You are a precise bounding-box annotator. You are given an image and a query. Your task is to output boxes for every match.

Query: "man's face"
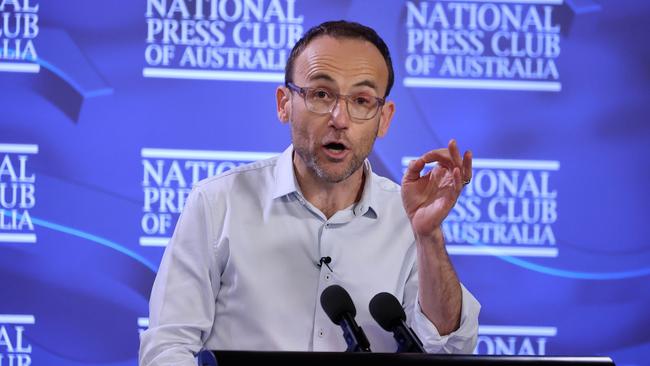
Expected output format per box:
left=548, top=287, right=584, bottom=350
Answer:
left=277, top=36, right=395, bottom=184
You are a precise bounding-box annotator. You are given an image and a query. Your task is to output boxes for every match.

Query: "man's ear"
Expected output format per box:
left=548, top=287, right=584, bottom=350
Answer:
left=276, top=86, right=292, bottom=123
left=377, top=100, right=395, bottom=138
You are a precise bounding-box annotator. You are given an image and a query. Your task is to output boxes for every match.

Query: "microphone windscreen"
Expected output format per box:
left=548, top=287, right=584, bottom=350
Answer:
left=320, top=284, right=357, bottom=325
left=369, top=292, right=406, bottom=331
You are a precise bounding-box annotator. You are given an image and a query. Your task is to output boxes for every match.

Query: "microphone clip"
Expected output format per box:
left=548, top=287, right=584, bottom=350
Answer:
left=318, top=256, right=333, bottom=272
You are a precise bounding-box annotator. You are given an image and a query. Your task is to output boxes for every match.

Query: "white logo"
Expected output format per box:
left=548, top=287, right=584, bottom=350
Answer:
left=139, top=148, right=277, bottom=247
left=403, top=0, right=562, bottom=92
left=476, top=325, right=556, bottom=355
left=0, top=0, right=39, bottom=73
left=142, top=0, right=304, bottom=82
left=0, top=314, right=34, bottom=366
left=0, top=144, right=38, bottom=244
left=402, top=157, right=559, bottom=257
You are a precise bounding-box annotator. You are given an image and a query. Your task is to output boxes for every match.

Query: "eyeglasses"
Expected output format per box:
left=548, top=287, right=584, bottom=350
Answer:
left=286, top=82, right=385, bottom=121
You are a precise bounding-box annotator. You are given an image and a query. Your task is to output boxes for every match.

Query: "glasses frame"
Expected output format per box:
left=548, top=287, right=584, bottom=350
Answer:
left=286, top=82, right=386, bottom=121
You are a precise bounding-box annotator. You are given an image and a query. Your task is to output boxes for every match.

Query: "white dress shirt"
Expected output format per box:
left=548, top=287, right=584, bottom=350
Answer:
left=139, top=146, right=480, bottom=366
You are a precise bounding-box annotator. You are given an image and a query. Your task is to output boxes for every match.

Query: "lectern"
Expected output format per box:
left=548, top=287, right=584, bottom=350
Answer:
left=197, top=350, right=615, bottom=366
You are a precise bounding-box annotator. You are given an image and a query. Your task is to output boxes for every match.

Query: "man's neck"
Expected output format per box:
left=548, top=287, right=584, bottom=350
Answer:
left=293, top=157, right=365, bottom=219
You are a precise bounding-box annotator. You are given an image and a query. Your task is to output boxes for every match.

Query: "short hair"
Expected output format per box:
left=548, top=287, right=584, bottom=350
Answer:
left=284, top=20, right=395, bottom=97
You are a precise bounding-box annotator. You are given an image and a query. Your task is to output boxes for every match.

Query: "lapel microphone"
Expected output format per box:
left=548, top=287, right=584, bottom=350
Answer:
left=318, top=256, right=333, bottom=272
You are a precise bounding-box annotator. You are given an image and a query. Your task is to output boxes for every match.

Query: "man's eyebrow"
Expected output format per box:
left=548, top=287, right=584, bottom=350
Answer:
left=352, top=80, right=378, bottom=92
left=308, top=73, right=335, bottom=83
left=307, top=74, right=379, bottom=92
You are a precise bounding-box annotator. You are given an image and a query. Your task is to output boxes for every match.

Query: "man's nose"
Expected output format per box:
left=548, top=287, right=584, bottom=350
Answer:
left=329, top=98, right=351, bottom=129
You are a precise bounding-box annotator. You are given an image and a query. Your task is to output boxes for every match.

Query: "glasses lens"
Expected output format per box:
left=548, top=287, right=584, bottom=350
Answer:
left=305, top=88, right=336, bottom=114
left=348, top=95, right=380, bottom=120
left=302, top=87, right=382, bottom=121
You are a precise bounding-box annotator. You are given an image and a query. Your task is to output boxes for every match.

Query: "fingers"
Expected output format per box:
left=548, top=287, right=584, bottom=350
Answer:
left=406, top=140, right=473, bottom=185
left=463, top=150, right=473, bottom=184
left=429, top=164, right=447, bottom=184
left=421, top=140, right=471, bottom=169
left=420, top=149, right=455, bottom=169
left=433, top=165, right=462, bottom=191
left=453, top=167, right=462, bottom=192
left=450, top=139, right=473, bottom=185
left=429, top=166, right=463, bottom=196
left=403, top=158, right=426, bottom=182
left=448, top=139, right=463, bottom=170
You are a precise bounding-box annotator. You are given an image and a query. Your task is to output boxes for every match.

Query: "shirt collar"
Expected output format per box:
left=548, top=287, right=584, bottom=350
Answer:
left=272, top=145, right=379, bottom=219
left=271, top=145, right=299, bottom=199
left=354, top=160, right=378, bottom=219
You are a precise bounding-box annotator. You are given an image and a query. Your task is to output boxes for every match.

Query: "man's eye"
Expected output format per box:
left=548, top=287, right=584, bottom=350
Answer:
left=312, top=89, right=332, bottom=99
left=354, top=96, right=372, bottom=105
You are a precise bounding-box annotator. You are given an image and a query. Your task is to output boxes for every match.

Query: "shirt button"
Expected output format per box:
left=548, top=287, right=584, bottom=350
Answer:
left=324, top=274, right=331, bottom=281
left=318, top=329, right=325, bottom=337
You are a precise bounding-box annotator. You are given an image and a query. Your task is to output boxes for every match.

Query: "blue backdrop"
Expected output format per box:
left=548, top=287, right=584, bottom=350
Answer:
left=1, top=1, right=649, bottom=365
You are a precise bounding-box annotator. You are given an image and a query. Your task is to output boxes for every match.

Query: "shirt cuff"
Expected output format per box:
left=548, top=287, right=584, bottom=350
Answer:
left=410, top=284, right=481, bottom=354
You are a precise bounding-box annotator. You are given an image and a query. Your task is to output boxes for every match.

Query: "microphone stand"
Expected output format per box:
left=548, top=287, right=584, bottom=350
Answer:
left=340, top=313, right=371, bottom=352
left=392, top=319, right=425, bottom=353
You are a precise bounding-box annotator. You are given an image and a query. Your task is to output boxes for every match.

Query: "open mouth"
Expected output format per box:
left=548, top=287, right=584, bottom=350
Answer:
left=324, top=142, right=347, bottom=151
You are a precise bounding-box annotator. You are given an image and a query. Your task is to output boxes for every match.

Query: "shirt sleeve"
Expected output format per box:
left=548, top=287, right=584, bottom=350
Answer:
left=402, top=258, right=481, bottom=354
left=139, top=186, right=222, bottom=366
left=410, top=284, right=481, bottom=354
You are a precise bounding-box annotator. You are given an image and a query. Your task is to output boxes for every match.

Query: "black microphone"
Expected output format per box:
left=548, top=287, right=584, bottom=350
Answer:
left=317, top=256, right=333, bottom=271
left=369, top=292, right=425, bottom=353
left=320, top=284, right=371, bottom=352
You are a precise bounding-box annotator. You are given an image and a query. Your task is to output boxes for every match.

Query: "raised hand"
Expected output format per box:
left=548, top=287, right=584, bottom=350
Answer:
left=401, top=139, right=472, bottom=237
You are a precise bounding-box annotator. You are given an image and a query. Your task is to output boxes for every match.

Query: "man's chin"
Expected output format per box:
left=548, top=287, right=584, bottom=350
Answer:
left=320, top=173, right=350, bottom=184
left=314, top=162, right=360, bottom=184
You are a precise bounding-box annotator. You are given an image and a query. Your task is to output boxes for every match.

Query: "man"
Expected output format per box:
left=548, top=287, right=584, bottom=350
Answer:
left=139, top=20, right=480, bottom=366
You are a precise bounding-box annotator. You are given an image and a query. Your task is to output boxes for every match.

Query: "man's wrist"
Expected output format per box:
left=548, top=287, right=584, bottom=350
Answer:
left=414, top=226, right=446, bottom=250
